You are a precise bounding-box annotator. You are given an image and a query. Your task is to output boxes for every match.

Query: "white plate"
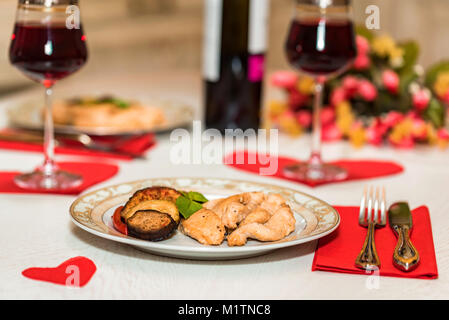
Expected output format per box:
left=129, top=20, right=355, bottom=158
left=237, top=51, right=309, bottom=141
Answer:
left=8, top=99, right=194, bottom=136
left=70, top=177, right=340, bottom=260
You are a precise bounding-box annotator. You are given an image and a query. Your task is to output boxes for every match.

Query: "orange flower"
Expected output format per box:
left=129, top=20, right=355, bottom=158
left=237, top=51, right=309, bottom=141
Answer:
left=297, top=76, right=315, bottom=95
left=268, top=100, right=288, bottom=117
left=426, top=123, right=438, bottom=145
left=389, top=119, right=414, bottom=148
left=433, top=71, right=449, bottom=98
left=336, top=101, right=354, bottom=136
left=278, top=111, right=303, bottom=136
left=437, top=128, right=449, bottom=149
left=348, top=122, right=366, bottom=148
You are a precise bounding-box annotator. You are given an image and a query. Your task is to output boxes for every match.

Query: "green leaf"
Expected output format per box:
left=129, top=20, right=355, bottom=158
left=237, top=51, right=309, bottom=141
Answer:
left=355, top=25, right=374, bottom=42
left=187, top=191, right=208, bottom=203
left=176, top=195, right=190, bottom=213
left=398, top=66, right=418, bottom=96
left=94, top=96, right=130, bottom=109
left=398, top=41, right=419, bottom=72
left=186, top=201, right=203, bottom=216
left=425, top=60, right=449, bottom=88
left=425, top=98, right=445, bottom=128
left=180, top=191, right=189, bottom=197
left=175, top=195, right=204, bottom=219
left=112, top=99, right=130, bottom=109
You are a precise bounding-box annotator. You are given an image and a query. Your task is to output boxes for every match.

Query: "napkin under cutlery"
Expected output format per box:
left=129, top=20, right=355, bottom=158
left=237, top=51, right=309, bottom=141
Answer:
left=312, top=206, right=438, bottom=279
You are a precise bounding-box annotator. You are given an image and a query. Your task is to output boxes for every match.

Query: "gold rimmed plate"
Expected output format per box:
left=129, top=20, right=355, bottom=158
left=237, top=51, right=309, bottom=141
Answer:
left=69, top=177, right=340, bottom=260
left=8, top=99, right=194, bottom=136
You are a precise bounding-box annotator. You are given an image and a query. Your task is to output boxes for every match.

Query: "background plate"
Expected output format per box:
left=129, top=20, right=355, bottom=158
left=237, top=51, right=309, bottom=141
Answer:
left=8, top=99, right=194, bottom=136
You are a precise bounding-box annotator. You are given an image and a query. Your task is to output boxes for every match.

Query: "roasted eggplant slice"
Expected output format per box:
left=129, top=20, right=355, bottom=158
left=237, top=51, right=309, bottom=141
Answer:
left=126, top=210, right=177, bottom=241
left=121, top=199, right=180, bottom=223
left=121, top=186, right=182, bottom=222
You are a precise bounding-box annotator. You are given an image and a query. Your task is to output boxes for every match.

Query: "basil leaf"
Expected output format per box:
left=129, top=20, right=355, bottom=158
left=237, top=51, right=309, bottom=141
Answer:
left=185, top=201, right=203, bottom=218
left=176, top=196, right=191, bottom=216
left=112, top=99, right=130, bottom=109
left=175, top=196, right=203, bottom=219
left=187, top=191, right=208, bottom=203
left=180, top=191, right=189, bottom=198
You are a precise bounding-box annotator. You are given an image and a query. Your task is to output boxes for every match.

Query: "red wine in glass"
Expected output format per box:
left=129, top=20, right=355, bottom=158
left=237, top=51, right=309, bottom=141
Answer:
left=9, top=0, right=88, bottom=190
left=10, top=24, right=88, bottom=86
left=282, top=0, right=356, bottom=183
left=285, top=19, right=356, bottom=76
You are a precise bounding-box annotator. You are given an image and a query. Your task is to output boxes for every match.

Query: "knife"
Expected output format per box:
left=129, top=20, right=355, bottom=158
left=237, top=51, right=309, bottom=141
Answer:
left=388, top=202, right=420, bottom=272
left=0, top=131, right=146, bottom=159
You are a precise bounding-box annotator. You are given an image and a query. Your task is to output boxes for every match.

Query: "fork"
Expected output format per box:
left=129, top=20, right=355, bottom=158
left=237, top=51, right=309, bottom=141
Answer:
left=355, top=186, right=387, bottom=270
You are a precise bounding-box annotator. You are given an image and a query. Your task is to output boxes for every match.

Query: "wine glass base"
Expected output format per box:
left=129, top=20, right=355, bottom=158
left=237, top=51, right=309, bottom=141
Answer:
left=283, top=162, right=348, bottom=182
left=14, top=169, right=83, bottom=190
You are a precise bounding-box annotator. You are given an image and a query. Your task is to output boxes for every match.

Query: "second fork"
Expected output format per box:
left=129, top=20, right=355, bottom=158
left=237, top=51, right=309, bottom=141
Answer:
left=355, top=186, right=387, bottom=270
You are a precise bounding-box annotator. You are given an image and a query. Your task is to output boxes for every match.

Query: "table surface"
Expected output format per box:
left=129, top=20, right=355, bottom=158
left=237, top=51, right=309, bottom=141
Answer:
left=0, top=71, right=448, bottom=300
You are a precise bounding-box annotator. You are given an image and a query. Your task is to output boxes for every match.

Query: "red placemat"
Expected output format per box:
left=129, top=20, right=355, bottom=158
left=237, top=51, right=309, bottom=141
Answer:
left=0, top=131, right=156, bottom=161
left=312, top=206, right=438, bottom=279
left=0, top=162, right=118, bottom=195
left=224, top=151, right=404, bottom=187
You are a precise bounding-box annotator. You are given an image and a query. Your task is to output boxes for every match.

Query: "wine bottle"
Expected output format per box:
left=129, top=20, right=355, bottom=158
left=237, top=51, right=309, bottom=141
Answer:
left=203, top=0, right=269, bottom=132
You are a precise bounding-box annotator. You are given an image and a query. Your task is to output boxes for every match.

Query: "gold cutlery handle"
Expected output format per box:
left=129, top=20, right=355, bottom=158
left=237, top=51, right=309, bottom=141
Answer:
left=392, top=225, right=420, bottom=272
left=0, top=133, right=43, bottom=144
left=355, top=221, right=380, bottom=270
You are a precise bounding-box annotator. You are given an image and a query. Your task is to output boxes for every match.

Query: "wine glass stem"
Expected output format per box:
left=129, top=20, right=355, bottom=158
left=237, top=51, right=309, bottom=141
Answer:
left=42, top=85, right=56, bottom=176
left=309, top=79, right=324, bottom=166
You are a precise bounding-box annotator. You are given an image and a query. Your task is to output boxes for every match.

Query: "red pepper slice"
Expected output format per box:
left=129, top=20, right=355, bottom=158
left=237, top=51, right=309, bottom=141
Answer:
left=112, top=206, right=127, bottom=235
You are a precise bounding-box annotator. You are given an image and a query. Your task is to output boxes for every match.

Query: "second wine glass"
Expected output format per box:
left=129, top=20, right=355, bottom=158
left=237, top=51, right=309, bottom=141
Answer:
left=9, top=0, right=88, bottom=190
left=283, top=0, right=356, bottom=182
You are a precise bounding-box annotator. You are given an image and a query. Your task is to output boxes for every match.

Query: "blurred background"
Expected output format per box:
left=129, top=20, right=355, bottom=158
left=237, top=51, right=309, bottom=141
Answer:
left=0, top=0, right=448, bottom=97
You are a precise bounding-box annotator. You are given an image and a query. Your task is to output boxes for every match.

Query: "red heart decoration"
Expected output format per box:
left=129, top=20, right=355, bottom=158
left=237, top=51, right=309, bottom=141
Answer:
left=22, top=256, right=96, bottom=287
left=224, top=151, right=404, bottom=187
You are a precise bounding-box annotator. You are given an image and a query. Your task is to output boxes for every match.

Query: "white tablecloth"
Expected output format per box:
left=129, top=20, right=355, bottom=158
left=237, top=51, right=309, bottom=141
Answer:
left=0, top=71, right=448, bottom=299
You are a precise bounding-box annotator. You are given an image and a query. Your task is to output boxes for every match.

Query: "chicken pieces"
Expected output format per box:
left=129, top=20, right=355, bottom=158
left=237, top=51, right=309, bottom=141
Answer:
left=227, top=205, right=296, bottom=246
left=181, top=192, right=296, bottom=246
left=204, top=192, right=265, bottom=229
left=239, top=208, right=271, bottom=227
left=179, top=208, right=225, bottom=245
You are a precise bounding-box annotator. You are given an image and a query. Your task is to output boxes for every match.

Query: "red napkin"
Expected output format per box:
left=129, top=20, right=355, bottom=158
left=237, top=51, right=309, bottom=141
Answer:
left=312, top=206, right=438, bottom=279
left=224, top=151, right=404, bottom=187
left=0, top=162, right=118, bottom=195
left=22, top=256, right=96, bottom=287
left=0, top=131, right=156, bottom=161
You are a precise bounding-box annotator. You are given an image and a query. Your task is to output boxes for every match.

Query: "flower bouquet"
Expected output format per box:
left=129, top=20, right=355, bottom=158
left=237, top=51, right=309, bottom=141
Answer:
left=267, top=27, right=449, bottom=149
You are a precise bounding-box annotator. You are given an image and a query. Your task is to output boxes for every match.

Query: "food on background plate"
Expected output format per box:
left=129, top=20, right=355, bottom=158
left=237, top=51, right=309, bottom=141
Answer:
left=112, top=186, right=296, bottom=246
left=50, top=95, right=166, bottom=130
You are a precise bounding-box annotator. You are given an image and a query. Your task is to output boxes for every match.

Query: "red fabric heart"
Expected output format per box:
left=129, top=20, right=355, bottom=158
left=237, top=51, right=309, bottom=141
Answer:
left=22, top=256, right=96, bottom=287
left=224, top=151, right=404, bottom=187
left=0, top=161, right=118, bottom=195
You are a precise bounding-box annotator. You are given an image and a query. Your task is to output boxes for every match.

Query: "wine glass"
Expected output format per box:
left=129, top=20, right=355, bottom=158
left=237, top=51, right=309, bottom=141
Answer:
left=9, top=0, right=88, bottom=189
left=283, top=0, right=356, bottom=182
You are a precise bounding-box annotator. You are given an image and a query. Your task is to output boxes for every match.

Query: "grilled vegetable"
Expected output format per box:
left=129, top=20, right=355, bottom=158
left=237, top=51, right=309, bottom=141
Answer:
left=122, top=199, right=179, bottom=223
left=121, top=186, right=182, bottom=222
left=112, top=206, right=127, bottom=235
left=126, top=210, right=177, bottom=241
